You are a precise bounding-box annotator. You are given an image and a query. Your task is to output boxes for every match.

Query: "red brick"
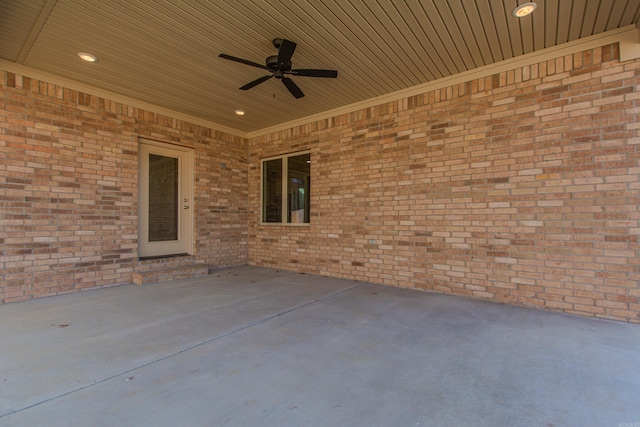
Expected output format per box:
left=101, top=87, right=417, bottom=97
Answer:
left=249, top=43, right=640, bottom=323
left=3, top=43, right=640, bottom=324
left=1, top=70, right=248, bottom=303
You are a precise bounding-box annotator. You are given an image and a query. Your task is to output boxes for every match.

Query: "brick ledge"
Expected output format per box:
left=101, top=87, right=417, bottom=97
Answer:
left=133, top=264, right=209, bottom=285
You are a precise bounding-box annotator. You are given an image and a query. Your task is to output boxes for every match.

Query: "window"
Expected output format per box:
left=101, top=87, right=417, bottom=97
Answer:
left=262, top=152, right=310, bottom=224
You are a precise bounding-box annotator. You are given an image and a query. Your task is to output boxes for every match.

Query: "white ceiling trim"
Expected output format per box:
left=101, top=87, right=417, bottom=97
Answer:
left=0, top=58, right=247, bottom=138
left=620, top=26, right=640, bottom=61
left=16, top=0, right=58, bottom=63
left=248, top=25, right=640, bottom=139
left=2, top=25, right=638, bottom=141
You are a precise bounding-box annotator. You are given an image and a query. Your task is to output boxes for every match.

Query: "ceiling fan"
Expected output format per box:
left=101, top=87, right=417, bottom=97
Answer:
left=219, top=38, right=338, bottom=99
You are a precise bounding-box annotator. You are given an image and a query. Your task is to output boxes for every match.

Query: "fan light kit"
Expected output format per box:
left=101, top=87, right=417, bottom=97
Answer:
left=219, top=38, right=338, bottom=99
left=513, top=2, right=537, bottom=17
left=78, top=52, right=98, bottom=62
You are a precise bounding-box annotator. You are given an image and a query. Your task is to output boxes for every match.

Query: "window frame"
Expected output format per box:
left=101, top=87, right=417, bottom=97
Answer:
left=260, top=150, right=311, bottom=226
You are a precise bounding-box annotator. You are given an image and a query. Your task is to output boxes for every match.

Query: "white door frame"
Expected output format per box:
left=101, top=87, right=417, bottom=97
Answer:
left=138, top=139, right=194, bottom=258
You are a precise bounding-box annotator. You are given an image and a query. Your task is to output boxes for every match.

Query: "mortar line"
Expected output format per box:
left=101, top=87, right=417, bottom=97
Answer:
left=0, top=283, right=361, bottom=419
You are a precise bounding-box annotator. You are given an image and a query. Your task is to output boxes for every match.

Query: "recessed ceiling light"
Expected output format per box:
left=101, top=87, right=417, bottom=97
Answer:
left=78, top=52, right=98, bottom=62
left=513, top=2, right=537, bottom=17
left=234, top=109, right=246, bottom=116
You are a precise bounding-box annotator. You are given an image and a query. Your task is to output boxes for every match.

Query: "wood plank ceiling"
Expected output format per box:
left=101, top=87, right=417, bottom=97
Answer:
left=1, top=0, right=639, bottom=134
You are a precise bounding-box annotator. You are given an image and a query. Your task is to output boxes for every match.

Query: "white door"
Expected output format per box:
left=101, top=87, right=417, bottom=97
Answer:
left=138, top=140, right=194, bottom=258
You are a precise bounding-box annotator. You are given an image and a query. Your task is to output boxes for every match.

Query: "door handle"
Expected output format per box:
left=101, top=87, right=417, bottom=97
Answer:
left=184, top=205, right=189, bottom=209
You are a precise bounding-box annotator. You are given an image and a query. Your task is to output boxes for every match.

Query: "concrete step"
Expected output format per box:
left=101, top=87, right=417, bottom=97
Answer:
left=133, top=264, right=209, bottom=285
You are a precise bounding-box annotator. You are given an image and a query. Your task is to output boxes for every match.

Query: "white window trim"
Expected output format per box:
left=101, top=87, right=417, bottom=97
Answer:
left=260, top=150, right=311, bottom=226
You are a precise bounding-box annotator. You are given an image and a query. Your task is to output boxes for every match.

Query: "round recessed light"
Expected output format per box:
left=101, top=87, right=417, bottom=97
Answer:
left=513, top=2, right=537, bottom=17
left=234, top=109, right=246, bottom=116
left=78, top=52, right=98, bottom=62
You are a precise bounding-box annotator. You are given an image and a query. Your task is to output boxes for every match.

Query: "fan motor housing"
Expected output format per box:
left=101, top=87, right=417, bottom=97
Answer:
left=266, top=55, right=291, bottom=73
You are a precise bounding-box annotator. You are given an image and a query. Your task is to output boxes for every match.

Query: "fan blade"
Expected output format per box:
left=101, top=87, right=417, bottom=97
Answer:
left=219, top=54, right=268, bottom=70
left=290, top=69, right=338, bottom=78
left=277, top=39, right=297, bottom=66
left=282, top=77, right=304, bottom=99
left=240, top=75, right=273, bottom=90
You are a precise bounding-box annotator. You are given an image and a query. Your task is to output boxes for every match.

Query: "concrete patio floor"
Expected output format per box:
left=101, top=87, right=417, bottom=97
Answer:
left=1, top=265, right=639, bottom=427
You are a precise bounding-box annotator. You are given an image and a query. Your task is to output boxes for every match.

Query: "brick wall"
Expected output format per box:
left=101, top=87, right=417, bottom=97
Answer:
left=248, top=43, right=640, bottom=323
left=2, top=42, right=639, bottom=323
left=0, top=71, right=248, bottom=302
